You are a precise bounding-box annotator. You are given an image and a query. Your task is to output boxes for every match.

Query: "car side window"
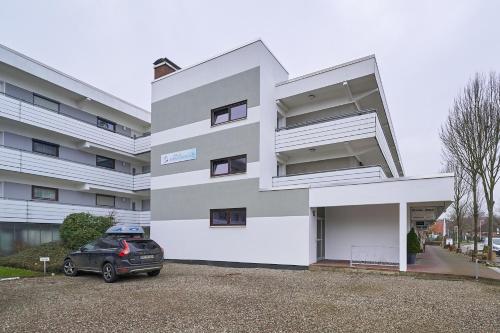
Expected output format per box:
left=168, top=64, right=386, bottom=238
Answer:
left=82, top=241, right=97, bottom=251
left=98, top=238, right=118, bottom=249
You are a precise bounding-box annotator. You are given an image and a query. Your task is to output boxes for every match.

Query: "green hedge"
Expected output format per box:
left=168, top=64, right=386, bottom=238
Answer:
left=0, top=241, right=70, bottom=273
left=60, top=212, right=114, bottom=250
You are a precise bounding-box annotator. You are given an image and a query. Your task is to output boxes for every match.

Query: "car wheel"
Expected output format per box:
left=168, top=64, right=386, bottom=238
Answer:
left=102, top=262, right=117, bottom=283
left=63, top=259, right=78, bottom=277
left=147, top=270, right=161, bottom=277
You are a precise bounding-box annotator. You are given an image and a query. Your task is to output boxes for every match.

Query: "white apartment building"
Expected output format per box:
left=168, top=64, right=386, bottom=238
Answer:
left=0, top=44, right=151, bottom=255
left=150, top=40, right=454, bottom=271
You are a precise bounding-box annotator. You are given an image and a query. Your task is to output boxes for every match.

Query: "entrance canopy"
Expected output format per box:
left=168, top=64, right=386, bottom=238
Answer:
left=309, top=173, right=454, bottom=271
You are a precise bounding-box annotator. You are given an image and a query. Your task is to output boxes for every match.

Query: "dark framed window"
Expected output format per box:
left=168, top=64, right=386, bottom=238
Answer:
left=34, top=94, right=60, bottom=112
left=96, top=194, right=115, bottom=207
left=211, top=155, right=247, bottom=177
left=210, top=208, right=246, bottom=226
left=32, top=139, right=59, bottom=157
left=32, top=186, right=58, bottom=201
left=211, top=101, right=247, bottom=126
left=97, top=117, right=116, bottom=132
left=96, top=155, right=115, bottom=169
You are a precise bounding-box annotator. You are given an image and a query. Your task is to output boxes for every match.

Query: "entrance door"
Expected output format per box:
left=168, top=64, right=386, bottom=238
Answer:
left=316, top=217, right=325, bottom=261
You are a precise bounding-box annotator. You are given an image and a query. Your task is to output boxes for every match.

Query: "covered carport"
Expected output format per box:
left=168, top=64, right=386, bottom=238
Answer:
left=309, top=174, right=454, bottom=271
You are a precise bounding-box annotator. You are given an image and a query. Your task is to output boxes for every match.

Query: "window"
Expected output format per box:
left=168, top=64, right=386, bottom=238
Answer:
left=32, top=186, right=58, bottom=201
left=211, top=155, right=247, bottom=177
left=34, top=94, right=59, bottom=112
left=96, top=194, right=115, bottom=207
left=96, top=155, right=115, bottom=169
left=210, top=208, right=246, bottom=226
left=32, top=139, right=59, bottom=157
left=97, top=117, right=116, bottom=132
left=211, top=101, right=247, bottom=126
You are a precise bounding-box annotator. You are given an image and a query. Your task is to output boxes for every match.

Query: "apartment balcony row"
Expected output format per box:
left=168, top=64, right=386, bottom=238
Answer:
left=0, top=198, right=150, bottom=225
left=275, top=111, right=398, bottom=177
left=0, top=93, right=150, bottom=155
left=0, top=145, right=150, bottom=192
left=272, top=165, right=386, bottom=189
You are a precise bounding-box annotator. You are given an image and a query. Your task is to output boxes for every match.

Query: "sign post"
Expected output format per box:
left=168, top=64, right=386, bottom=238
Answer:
left=39, top=257, right=50, bottom=275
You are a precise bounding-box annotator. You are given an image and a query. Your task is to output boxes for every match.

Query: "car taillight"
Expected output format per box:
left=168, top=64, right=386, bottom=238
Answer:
left=119, top=240, right=130, bottom=257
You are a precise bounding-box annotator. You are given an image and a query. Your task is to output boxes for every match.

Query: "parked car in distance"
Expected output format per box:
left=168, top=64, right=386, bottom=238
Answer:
left=63, top=235, right=164, bottom=283
left=482, top=237, right=500, bottom=254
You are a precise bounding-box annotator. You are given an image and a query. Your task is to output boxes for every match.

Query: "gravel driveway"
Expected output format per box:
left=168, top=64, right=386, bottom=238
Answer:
left=0, top=263, right=498, bottom=332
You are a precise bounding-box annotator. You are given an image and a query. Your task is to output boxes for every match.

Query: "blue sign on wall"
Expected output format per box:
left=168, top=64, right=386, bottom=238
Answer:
left=161, top=148, right=197, bottom=165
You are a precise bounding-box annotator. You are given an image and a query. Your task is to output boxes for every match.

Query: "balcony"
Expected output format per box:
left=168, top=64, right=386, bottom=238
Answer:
left=275, top=112, right=398, bottom=177
left=0, top=198, right=150, bottom=225
left=272, top=166, right=386, bottom=189
left=0, top=93, right=150, bottom=155
left=133, top=173, right=151, bottom=191
left=0, top=145, right=150, bottom=192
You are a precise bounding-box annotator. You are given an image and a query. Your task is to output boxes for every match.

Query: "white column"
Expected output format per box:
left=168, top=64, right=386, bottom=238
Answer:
left=399, top=202, right=407, bottom=272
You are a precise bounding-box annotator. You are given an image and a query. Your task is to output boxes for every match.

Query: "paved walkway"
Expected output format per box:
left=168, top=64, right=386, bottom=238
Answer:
left=408, top=245, right=500, bottom=280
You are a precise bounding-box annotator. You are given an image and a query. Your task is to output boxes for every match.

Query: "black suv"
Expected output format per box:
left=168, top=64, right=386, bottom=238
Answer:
left=63, top=236, right=164, bottom=283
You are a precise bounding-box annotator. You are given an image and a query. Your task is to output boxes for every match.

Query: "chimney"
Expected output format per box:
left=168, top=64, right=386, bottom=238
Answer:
left=153, top=57, right=180, bottom=79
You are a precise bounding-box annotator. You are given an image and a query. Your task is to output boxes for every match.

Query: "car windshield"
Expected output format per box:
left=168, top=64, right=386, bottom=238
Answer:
left=492, top=238, right=500, bottom=245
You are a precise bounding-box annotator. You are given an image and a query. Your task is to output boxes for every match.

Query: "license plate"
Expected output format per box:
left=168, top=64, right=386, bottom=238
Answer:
left=140, top=255, right=154, bottom=260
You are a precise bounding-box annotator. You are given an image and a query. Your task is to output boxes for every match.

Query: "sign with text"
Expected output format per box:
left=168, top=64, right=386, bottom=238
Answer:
left=161, top=148, right=197, bottom=165
left=39, top=257, right=50, bottom=262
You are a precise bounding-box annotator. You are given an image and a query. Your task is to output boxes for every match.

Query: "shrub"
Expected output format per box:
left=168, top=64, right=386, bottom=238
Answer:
left=59, top=212, right=114, bottom=250
left=0, top=241, right=70, bottom=273
left=407, top=228, right=421, bottom=254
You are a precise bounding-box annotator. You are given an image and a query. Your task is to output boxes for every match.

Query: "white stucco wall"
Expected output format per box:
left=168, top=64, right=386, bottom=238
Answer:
left=151, top=215, right=311, bottom=266
left=324, top=204, right=399, bottom=263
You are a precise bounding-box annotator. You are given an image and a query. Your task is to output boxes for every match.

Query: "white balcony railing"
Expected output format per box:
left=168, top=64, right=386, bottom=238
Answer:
left=0, top=146, right=150, bottom=191
left=0, top=198, right=150, bottom=225
left=272, top=166, right=386, bottom=189
left=133, top=173, right=151, bottom=191
left=0, top=93, right=150, bottom=155
left=276, top=112, right=377, bottom=152
left=275, top=112, right=398, bottom=177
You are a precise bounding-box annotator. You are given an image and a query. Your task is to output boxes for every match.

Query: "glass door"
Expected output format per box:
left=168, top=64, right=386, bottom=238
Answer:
left=316, top=217, right=325, bottom=261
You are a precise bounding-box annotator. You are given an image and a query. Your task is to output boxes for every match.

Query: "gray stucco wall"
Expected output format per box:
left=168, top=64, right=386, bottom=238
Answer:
left=151, top=67, right=260, bottom=132
left=286, top=157, right=360, bottom=175
left=151, top=179, right=308, bottom=220
left=151, top=122, right=259, bottom=176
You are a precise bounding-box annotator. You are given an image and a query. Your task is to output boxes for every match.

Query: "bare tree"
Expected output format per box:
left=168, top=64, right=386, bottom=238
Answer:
left=443, top=156, right=470, bottom=251
left=440, top=74, right=488, bottom=259
left=478, top=72, right=500, bottom=260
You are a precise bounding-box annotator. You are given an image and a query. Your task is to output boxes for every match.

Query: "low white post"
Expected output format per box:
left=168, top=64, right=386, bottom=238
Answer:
left=399, top=202, right=407, bottom=272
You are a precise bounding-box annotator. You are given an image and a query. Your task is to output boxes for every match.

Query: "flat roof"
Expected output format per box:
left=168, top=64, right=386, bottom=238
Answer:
left=0, top=43, right=150, bottom=124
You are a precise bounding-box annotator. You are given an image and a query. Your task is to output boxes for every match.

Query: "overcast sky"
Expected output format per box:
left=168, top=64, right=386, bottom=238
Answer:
left=0, top=0, right=499, bottom=183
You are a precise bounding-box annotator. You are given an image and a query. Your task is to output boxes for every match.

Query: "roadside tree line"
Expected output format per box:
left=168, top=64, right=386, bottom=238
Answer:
left=440, top=72, right=500, bottom=261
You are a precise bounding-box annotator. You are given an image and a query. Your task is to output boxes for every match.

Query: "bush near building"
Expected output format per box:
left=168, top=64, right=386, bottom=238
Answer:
left=0, top=213, right=114, bottom=273
left=59, top=212, right=114, bottom=250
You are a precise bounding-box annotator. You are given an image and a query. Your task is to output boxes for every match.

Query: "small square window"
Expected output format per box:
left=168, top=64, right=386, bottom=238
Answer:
left=32, top=186, right=58, bottom=201
left=34, top=94, right=59, bottom=112
left=32, top=139, right=59, bottom=157
left=211, top=155, right=247, bottom=177
left=211, top=101, right=247, bottom=126
left=97, top=117, right=116, bottom=132
left=96, top=194, right=115, bottom=207
left=210, top=208, right=246, bottom=226
left=96, top=155, right=115, bottom=169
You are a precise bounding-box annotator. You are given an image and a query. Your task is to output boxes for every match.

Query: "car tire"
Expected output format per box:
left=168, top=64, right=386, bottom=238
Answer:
left=147, top=270, right=161, bottom=277
left=63, top=259, right=78, bottom=277
left=102, top=262, right=118, bottom=283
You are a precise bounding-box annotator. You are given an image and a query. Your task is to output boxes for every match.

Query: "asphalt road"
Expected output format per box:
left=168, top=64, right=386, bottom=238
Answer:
left=0, top=263, right=499, bottom=332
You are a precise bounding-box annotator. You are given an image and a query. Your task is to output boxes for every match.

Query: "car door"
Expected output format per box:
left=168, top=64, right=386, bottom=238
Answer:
left=75, top=241, right=97, bottom=269
left=88, top=238, right=118, bottom=270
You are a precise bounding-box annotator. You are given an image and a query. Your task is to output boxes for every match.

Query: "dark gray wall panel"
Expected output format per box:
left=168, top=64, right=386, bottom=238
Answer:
left=59, top=104, right=96, bottom=125
left=151, top=123, right=259, bottom=176
left=151, top=67, right=260, bottom=132
left=5, top=83, right=33, bottom=103
left=151, top=178, right=308, bottom=220
left=3, top=182, right=30, bottom=200
left=58, top=189, right=95, bottom=206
